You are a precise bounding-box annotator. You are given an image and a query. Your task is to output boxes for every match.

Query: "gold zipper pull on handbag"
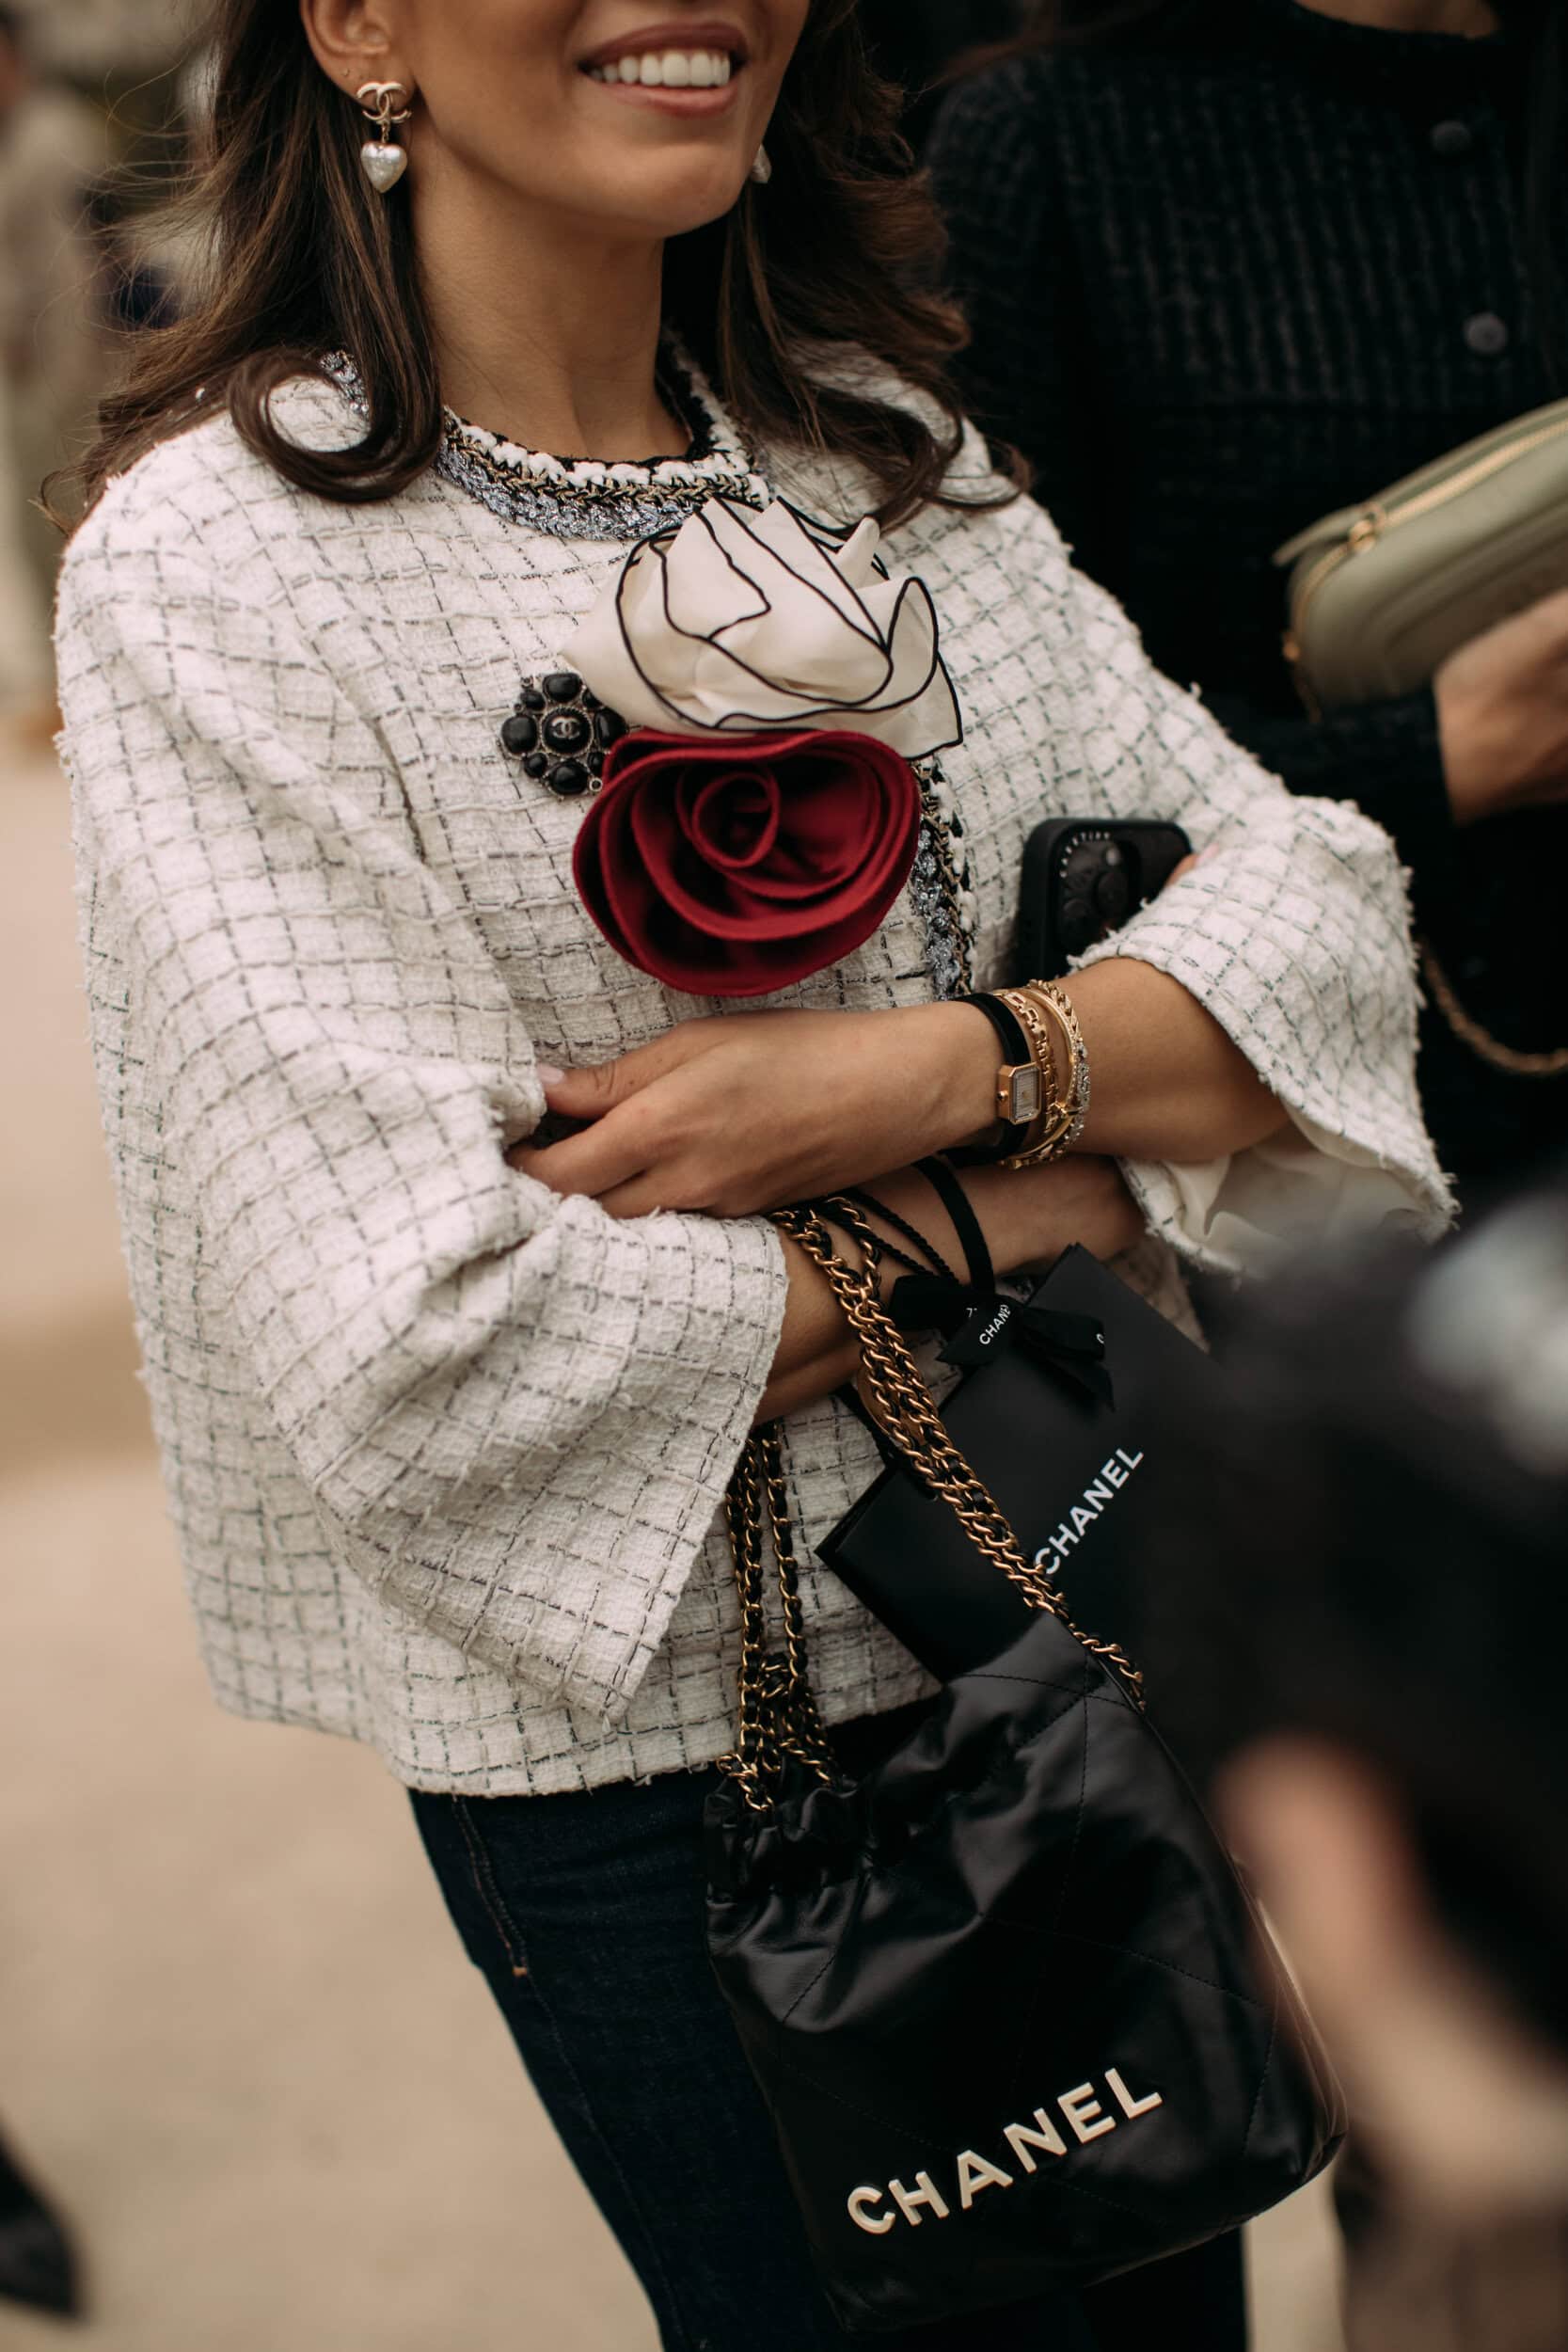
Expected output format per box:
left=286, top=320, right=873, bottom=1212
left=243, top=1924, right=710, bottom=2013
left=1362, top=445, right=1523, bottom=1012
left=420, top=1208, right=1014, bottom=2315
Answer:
left=1273, top=395, right=1568, bottom=712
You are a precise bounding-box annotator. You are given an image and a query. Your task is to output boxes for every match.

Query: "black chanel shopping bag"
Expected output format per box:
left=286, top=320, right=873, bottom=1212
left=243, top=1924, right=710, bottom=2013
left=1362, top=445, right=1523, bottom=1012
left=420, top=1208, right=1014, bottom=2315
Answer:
left=818, top=1246, right=1229, bottom=1682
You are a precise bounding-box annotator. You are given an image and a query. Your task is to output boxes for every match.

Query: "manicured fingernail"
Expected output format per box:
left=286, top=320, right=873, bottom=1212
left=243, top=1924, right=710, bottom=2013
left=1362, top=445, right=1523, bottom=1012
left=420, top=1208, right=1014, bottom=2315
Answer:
left=1195, top=846, right=1221, bottom=866
left=536, top=1064, right=565, bottom=1087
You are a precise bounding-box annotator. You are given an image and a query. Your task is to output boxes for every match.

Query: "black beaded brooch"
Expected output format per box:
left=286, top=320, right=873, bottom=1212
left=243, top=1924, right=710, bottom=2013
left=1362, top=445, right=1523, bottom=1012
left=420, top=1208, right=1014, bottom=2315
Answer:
left=499, top=670, right=629, bottom=798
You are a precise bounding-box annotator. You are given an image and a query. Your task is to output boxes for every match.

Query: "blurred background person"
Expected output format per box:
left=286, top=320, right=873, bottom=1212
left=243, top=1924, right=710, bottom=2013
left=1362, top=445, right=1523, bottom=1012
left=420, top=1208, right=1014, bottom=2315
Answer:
left=930, top=0, right=1568, bottom=1208
left=0, top=0, right=112, bottom=737
left=1147, top=1167, right=1568, bottom=2352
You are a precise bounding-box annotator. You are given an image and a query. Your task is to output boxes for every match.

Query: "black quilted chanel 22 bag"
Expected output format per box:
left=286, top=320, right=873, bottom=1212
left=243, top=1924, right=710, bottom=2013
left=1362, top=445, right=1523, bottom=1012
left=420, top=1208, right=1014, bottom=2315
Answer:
left=705, top=1200, right=1344, bottom=2339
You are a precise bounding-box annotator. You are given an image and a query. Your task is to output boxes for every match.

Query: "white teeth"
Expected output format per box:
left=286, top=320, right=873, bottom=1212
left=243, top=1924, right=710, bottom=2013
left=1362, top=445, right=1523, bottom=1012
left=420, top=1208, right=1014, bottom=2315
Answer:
left=591, top=49, right=735, bottom=87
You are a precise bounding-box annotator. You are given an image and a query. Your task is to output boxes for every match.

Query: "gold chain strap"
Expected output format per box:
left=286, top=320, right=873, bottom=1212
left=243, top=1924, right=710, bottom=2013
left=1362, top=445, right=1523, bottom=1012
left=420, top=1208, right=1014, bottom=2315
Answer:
left=720, top=1426, right=839, bottom=1813
left=784, top=1200, right=1144, bottom=1707
left=1420, top=941, right=1568, bottom=1079
left=719, top=1198, right=1148, bottom=1808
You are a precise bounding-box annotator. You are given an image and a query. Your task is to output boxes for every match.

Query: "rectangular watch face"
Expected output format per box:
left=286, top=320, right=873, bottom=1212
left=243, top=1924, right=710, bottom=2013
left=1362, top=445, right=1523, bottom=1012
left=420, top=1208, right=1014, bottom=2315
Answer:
left=1008, top=1065, right=1044, bottom=1124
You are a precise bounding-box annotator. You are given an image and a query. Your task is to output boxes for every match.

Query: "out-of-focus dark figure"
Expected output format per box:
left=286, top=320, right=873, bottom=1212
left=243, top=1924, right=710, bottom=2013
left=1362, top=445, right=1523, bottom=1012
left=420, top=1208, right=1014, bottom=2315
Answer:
left=859, top=2, right=1023, bottom=140
left=930, top=0, right=1568, bottom=1204
left=1144, top=1166, right=1568, bottom=2352
left=0, top=1, right=110, bottom=723
left=0, top=2124, right=81, bottom=2320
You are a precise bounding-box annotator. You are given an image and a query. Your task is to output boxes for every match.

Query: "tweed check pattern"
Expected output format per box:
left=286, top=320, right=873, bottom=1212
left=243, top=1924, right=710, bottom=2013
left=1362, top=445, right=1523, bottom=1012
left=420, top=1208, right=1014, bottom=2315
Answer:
left=55, top=379, right=1448, bottom=1794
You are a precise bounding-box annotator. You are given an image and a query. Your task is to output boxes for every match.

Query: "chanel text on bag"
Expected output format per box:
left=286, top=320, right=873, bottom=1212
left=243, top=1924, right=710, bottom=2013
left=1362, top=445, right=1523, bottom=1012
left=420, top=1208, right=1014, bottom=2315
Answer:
left=846, top=2068, right=1164, bottom=2235
left=1033, top=1448, right=1147, bottom=1577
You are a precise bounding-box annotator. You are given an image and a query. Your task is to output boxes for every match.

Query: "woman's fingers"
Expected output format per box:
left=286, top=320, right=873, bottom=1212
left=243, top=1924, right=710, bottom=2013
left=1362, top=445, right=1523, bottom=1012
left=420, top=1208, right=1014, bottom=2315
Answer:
left=509, top=1106, right=654, bottom=1200
left=596, top=1175, right=689, bottom=1219
left=542, top=1017, right=731, bottom=1120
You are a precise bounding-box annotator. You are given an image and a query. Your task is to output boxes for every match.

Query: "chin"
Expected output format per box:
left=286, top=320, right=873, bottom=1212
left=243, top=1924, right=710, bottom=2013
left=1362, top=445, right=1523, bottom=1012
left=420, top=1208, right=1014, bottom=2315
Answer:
left=587, top=151, right=753, bottom=240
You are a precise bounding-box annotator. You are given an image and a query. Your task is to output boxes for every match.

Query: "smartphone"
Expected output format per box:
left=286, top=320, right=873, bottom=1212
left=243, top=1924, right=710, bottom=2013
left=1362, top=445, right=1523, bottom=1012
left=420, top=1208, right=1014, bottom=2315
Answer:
left=1016, top=818, right=1194, bottom=980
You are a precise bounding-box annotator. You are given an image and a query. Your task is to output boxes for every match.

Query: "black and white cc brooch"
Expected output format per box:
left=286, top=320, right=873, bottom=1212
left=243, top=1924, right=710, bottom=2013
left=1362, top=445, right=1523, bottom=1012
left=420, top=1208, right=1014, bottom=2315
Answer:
left=499, top=670, right=629, bottom=798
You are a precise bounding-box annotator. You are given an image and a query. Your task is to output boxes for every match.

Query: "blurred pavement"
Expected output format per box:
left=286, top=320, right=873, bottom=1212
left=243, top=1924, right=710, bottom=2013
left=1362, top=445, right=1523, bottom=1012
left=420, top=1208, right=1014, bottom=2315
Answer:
left=0, top=735, right=1345, bottom=2348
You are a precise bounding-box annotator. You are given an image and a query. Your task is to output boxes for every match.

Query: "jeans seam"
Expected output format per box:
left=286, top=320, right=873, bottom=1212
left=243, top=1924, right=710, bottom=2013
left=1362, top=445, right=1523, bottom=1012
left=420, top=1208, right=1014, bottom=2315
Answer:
left=448, top=1799, right=705, bottom=2348
left=452, top=1797, right=531, bottom=1979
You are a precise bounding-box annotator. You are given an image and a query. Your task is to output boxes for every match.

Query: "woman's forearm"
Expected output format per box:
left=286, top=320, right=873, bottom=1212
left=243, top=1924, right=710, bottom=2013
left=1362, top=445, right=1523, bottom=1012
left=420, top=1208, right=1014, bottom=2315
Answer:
left=1058, top=959, right=1286, bottom=1163
left=930, top=961, right=1286, bottom=1167
left=521, top=968, right=1285, bottom=1228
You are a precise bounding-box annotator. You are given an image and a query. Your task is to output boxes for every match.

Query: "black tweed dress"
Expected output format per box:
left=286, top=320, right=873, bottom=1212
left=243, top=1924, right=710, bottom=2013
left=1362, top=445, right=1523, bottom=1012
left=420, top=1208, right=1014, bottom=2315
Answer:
left=930, top=0, right=1568, bottom=1197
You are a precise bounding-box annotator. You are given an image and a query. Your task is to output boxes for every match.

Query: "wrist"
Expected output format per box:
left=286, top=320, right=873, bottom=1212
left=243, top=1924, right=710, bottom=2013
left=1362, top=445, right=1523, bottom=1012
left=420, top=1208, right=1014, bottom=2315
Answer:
left=904, top=1000, right=1007, bottom=1152
left=1435, top=675, right=1505, bottom=825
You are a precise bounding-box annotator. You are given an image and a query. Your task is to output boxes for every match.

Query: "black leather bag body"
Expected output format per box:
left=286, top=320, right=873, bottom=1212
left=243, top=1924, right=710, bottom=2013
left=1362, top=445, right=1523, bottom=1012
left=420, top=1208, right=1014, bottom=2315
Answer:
left=704, top=1205, right=1345, bottom=2337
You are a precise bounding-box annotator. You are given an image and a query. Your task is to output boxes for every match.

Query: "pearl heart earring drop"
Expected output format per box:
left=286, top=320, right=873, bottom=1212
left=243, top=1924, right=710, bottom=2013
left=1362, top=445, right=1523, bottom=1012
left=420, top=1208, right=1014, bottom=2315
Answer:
left=357, top=81, right=413, bottom=193
left=750, top=143, right=772, bottom=185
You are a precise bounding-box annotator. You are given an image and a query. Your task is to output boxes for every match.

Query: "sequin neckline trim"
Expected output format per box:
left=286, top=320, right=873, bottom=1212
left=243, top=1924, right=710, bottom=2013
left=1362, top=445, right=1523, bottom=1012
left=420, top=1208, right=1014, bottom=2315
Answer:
left=322, top=347, right=769, bottom=544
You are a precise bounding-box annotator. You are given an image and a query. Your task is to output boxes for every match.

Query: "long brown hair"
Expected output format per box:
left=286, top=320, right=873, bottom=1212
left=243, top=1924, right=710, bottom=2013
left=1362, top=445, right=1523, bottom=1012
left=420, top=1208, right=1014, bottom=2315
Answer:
left=73, top=0, right=994, bottom=531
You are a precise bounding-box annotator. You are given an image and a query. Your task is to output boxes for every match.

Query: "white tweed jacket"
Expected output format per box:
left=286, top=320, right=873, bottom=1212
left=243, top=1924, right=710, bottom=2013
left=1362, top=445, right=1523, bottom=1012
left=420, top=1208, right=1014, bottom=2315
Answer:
left=56, top=376, right=1449, bottom=1796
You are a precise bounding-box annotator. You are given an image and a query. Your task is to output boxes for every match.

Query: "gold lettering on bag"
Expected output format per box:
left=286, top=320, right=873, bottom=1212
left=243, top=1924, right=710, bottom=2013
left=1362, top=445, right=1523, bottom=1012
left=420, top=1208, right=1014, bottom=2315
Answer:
left=845, top=2068, right=1165, bottom=2234
left=1059, top=2084, right=1116, bottom=2144
left=889, top=2172, right=951, bottom=2226
left=956, top=2151, right=1014, bottom=2209
left=1002, top=2108, right=1068, bottom=2170
left=1107, top=2068, right=1163, bottom=2121
left=847, top=2187, right=895, bottom=2235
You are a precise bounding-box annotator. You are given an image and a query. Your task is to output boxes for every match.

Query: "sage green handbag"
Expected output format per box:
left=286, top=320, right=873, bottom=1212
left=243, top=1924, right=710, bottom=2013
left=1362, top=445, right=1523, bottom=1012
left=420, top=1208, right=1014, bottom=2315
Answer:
left=1273, top=398, right=1568, bottom=714
left=1273, top=400, right=1568, bottom=1079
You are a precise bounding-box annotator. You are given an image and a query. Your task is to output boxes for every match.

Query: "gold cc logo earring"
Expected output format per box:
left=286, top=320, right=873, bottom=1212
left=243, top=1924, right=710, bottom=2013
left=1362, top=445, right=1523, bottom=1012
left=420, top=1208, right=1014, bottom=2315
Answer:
left=357, top=81, right=414, bottom=193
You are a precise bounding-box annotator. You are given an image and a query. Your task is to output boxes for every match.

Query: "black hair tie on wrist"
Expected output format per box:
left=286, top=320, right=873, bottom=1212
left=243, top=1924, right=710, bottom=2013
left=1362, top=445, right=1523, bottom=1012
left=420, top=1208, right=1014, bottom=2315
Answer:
left=839, top=1189, right=958, bottom=1285
left=916, top=1156, right=995, bottom=1297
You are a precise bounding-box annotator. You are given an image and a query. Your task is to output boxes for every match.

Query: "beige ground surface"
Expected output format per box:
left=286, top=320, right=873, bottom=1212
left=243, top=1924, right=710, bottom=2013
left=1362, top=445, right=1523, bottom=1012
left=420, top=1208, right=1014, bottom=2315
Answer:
left=0, top=738, right=1344, bottom=2350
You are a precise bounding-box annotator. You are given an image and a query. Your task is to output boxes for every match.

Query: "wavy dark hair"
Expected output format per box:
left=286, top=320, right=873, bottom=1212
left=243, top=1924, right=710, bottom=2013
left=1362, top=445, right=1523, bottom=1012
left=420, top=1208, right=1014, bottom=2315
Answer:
left=70, top=0, right=995, bottom=531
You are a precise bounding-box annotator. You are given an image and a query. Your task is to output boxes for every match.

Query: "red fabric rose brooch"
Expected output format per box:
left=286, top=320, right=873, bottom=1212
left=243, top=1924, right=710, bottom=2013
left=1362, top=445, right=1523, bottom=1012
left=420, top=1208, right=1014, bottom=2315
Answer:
left=508, top=498, right=963, bottom=999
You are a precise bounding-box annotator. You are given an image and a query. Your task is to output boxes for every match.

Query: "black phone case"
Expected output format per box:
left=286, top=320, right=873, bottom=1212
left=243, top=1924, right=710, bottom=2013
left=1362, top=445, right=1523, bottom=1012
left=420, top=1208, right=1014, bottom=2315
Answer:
left=1017, top=818, right=1193, bottom=980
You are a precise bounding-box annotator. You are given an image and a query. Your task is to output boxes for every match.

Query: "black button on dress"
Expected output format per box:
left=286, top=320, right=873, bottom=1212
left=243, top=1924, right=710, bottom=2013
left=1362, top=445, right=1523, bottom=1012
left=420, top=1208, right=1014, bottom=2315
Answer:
left=1430, top=118, right=1475, bottom=158
left=1463, top=310, right=1511, bottom=355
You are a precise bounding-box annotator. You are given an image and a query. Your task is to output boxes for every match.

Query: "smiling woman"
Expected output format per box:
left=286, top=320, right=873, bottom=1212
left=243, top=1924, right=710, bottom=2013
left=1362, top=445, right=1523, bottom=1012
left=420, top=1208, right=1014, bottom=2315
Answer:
left=54, top=2, right=1446, bottom=2348
left=71, top=0, right=978, bottom=532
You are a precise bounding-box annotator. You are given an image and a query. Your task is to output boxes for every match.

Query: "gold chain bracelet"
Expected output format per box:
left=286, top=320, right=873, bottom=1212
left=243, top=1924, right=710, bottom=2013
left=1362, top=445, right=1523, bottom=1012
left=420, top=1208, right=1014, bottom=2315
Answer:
left=994, top=981, right=1092, bottom=1169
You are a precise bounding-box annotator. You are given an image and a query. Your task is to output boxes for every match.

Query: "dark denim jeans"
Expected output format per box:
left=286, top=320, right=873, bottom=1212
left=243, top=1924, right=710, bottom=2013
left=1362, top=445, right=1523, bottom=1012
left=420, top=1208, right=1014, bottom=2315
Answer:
left=412, top=1712, right=1247, bottom=2352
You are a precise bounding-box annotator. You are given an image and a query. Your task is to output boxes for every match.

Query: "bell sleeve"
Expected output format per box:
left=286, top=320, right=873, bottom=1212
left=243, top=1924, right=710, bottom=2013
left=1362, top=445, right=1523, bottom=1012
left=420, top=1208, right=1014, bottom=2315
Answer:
left=1056, top=558, right=1454, bottom=1266
left=56, top=518, right=788, bottom=1725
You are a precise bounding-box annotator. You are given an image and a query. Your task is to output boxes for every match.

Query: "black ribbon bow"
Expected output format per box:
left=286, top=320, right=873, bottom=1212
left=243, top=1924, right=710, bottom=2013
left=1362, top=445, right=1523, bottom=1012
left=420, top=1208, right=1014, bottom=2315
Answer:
left=890, top=1273, right=1115, bottom=1409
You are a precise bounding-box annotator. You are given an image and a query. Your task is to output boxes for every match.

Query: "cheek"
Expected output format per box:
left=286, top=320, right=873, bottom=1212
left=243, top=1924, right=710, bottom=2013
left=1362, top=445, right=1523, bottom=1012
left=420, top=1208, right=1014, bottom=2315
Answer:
left=751, top=0, right=814, bottom=119
left=404, top=0, right=579, bottom=147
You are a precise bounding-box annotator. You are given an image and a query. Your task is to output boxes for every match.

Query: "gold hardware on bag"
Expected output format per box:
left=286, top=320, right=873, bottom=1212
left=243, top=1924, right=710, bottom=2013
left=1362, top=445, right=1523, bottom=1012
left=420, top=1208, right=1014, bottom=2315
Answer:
left=720, top=1425, right=838, bottom=1815
left=718, top=1199, right=1146, bottom=1815
left=1276, top=410, right=1568, bottom=667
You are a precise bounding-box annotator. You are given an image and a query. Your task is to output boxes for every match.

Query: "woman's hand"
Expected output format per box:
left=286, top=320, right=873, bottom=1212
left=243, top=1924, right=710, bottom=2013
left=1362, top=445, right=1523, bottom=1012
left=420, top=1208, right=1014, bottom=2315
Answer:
left=512, top=1004, right=999, bottom=1216
left=1435, top=590, right=1568, bottom=825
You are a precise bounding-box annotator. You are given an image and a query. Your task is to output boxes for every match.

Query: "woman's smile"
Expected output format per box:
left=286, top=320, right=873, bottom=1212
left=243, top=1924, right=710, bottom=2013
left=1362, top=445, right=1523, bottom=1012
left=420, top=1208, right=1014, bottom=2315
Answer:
left=579, top=16, right=747, bottom=112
